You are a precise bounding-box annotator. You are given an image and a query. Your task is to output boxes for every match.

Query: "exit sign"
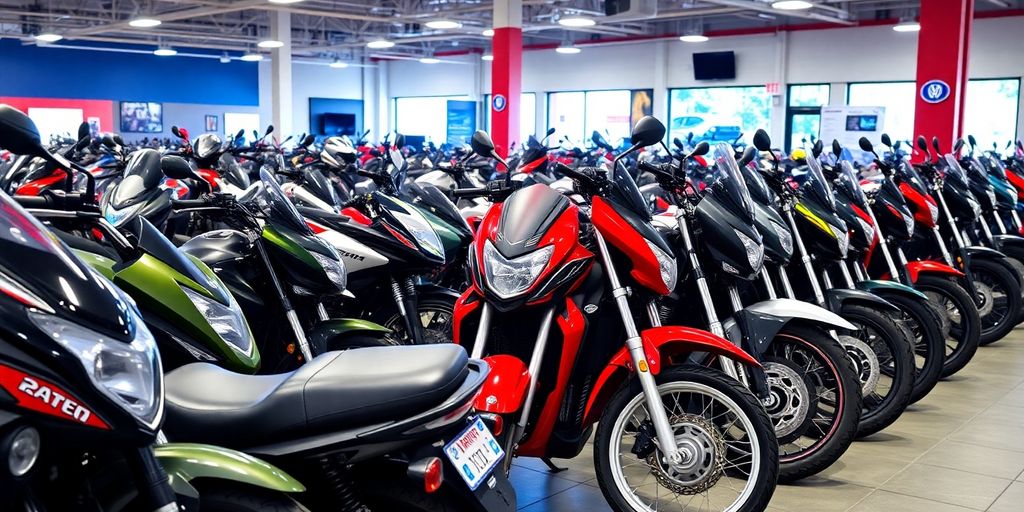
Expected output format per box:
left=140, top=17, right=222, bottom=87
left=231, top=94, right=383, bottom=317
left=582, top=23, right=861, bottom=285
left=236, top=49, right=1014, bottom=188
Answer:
left=765, top=82, right=781, bottom=95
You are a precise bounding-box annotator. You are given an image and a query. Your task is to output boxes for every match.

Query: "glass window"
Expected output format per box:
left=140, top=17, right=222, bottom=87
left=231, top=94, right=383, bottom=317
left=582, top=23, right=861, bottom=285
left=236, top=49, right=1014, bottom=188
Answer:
left=547, top=91, right=586, bottom=145
left=394, top=95, right=471, bottom=144
left=485, top=93, right=537, bottom=143
left=847, top=82, right=916, bottom=144
left=785, top=84, right=830, bottom=152
left=789, top=84, right=830, bottom=107
left=585, top=90, right=632, bottom=145
left=964, top=78, right=1020, bottom=149
left=790, top=114, right=822, bottom=151
left=668, top=86, right=770, bottom=146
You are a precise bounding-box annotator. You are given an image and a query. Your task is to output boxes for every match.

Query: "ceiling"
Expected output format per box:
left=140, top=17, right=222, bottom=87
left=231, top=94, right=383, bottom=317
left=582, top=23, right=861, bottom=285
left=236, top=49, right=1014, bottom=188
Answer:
left=0, top=0, right=1017, bottom=64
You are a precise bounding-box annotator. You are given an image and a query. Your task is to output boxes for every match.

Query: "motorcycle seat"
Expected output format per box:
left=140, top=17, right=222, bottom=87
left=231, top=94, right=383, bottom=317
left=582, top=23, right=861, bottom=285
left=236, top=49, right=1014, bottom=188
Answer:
left=162, top=344, right=469, bottom=448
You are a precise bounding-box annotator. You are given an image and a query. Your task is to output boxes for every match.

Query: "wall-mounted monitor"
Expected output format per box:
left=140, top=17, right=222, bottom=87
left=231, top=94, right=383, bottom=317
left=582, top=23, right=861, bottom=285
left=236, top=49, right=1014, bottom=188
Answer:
left=321, top=113, right=357, bottom=136
left=120, top=102, right=163, bottom=132
left=845, top=114, right=878, bottom=132
left=693, top=51, right=736, bottom=81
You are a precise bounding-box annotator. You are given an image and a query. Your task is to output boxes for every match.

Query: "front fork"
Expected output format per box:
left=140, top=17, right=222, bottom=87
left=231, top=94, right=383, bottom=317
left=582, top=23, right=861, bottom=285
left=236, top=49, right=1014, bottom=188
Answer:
left=594, top=231, right=683, bottom=464
left=390, top=277, right=426, bottom=343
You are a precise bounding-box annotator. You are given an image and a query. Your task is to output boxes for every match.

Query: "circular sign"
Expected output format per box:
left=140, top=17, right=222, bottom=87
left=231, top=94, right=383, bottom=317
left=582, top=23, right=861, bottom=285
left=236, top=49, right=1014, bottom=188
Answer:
left=492, top=94, right=507, bottom=113
left=920, top=80, right=951, bottom=104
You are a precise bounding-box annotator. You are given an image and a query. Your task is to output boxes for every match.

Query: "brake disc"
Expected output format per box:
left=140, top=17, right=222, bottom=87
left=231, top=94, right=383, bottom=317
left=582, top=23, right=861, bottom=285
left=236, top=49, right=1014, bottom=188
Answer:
left=840, top=335, right=880, bottom=396
left=647, top=413, right=725, bottom=495
left=762, top=358, right=815, bottom=444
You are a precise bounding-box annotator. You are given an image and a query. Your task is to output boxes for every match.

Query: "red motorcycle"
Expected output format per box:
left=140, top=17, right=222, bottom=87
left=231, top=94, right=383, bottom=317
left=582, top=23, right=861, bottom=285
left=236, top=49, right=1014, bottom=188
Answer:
left=451, top=118, right=778, bottom=512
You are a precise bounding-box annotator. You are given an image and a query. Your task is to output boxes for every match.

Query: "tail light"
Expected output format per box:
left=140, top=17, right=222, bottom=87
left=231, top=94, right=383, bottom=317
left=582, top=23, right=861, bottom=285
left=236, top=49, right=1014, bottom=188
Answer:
left=479, top=412, right=504, bottom=436
left=408, top=456, right=444, bottom=494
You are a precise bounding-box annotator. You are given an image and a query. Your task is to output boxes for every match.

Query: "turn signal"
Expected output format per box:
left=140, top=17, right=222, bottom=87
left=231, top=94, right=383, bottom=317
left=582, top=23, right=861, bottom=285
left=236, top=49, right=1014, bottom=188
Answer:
left=480, top=413, right=504, bottom=436
left=408, top=456, right=444, bottom=494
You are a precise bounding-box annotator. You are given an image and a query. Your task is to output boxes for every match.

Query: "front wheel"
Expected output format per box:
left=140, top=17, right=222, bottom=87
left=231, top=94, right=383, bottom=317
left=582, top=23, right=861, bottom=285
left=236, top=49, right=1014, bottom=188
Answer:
left=195, top=483, right=308, bottom=512
left=970, top=258, right=1022, bottom=345
left=379, top=294, right=456, bottom=345
left=915, top=275, right=981, bottom=377
left=878, top=294, right=945, bottom=404
left=594, top=365, right=778, bottom=512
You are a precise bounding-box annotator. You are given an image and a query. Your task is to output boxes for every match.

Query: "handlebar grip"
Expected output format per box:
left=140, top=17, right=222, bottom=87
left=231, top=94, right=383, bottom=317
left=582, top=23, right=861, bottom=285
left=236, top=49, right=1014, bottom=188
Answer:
left=452, top=187, right=487, bottom=198
left=13, top=195, right=51, bottom=208
left=171, top=199, right=209, bottom=208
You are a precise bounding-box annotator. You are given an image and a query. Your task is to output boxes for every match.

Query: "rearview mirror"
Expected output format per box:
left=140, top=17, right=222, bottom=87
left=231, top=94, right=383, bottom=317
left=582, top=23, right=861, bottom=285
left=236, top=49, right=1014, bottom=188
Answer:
left=470, top=130, right=496, bottom=158
left=954, top=138, right=965, bottom=153
left=394, top=133, right=406, bottom=149
left=690, top=141, right=710, bottom=158
left=916, top=135, right=928, bottom=153
left=881, top=133, right=892, bottom=147
left=932, top=136, right=941, bottom=154
left=302, top=134, right=315, bottom=147
left=812, top=139, right=824, bottom=158
left=77, top=122, right=90, bottom=141
left=752, top=129, right=772, bottom=152
left=629, top=116, right=666, bottom=148
left=968, top=134, right=977, bottom=148
left=546, top=127, right=556, bottom=136
left=171, top=125, right=181, bottom=138
left=0, top=104, right=45, bottom=156
left=858, top=137, right=874, bottom=153
left=101, top=134, right=116, bottom=149
left=737, top=146, right=758, bottom=167
left=832, top=139, right=842, bottom=158
left=673, top=138, right=684, bottom=150
left=265, top=125, right=274, bottom=136
left=161, top=155, right=198, bottom=180
left=113, top=134, right=124, bottom=146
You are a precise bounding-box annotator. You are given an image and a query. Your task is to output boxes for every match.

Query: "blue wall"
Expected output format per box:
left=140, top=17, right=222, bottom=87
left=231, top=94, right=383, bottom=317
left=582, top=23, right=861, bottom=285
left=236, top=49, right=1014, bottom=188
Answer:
left=0, top=40, right=259, bottom=106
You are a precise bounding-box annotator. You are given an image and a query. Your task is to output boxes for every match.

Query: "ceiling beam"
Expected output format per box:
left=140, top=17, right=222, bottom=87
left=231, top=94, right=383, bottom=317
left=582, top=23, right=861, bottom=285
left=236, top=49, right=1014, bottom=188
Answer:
left=63, top=0, right=268, bottom=37
left=699, top=0, right=857, bottom=25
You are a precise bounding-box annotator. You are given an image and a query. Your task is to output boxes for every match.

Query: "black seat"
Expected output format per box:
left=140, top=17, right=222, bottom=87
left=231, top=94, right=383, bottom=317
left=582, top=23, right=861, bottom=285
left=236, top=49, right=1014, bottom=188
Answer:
left=162, top=344, right=469, bottom=448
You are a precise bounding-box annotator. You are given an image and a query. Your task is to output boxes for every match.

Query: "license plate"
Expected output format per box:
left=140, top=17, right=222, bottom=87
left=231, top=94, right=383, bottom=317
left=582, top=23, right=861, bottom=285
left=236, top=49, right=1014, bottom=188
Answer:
left=444, top=416, right=504, bottom=491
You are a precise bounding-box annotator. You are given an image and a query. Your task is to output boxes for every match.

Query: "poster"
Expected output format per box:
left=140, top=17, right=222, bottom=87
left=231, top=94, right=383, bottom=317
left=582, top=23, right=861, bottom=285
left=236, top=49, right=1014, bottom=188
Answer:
left=820, top=106, right=885, bottom=163
left=630, top=89, right=653, bottom=128
left=446, top=100, right=477, bottom=144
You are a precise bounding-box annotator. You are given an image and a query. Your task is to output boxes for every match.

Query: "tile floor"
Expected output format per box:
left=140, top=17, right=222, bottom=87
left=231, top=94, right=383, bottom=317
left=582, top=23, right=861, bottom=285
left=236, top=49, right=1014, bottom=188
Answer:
left=510, top=326, right=1024, bottom=511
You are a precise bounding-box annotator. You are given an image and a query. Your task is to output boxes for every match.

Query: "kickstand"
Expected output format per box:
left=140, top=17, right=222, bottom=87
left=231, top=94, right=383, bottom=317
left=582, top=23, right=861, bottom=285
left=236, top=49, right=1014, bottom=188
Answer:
left=541, top=458, right=567, bottom=473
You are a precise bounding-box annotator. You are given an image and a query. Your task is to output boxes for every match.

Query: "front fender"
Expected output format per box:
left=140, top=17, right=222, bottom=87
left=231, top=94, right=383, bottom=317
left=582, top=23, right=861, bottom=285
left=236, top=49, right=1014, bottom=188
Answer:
left=826, top=287, right=899, bottom=313
left=583, top=326, right=759, bottom=425
left=309, top=317, right=391, bottom=350
left=992, top=234, right=1024, bottom=249
left=855, top=279, right=929, bottom=301
left=906, top=260, right=964, bottom=283
left=155, top=443, right=305, bottom=495
left=964, top=245, right=1009, bottom=261
left=723, top=298, right=855, bottom=355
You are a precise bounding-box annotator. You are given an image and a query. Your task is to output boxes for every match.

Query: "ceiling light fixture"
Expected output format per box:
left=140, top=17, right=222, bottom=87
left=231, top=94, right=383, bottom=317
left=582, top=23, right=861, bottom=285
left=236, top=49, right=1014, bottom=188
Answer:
left=240, top=52, right=264, bottom=61
left=257, top=39, right=284, bottom=48
left=892, top=20, right=921, bottom=32
left=771, top=1, right=814, bottom=10
left=330, top=59, right=349, bottom=68
left=555, top=42, right=581, bottom=54
left=481, top=53, right=494, bottom=61
left=153, top=46, right=177, bottom=56
left=425, top=20, right=462, bottom=30
left=558, top=16, right=596, bottom=27
left=679, top=34, right=709, bottom=43
left=129, top=17, right=162, bottom=28
left=220, top=53, right=231, bottom=63
left=33, top=32, right=63, bottom=43
left=268, top=0, right=305, bottom=4
left=419, top=57, right=441, bottom=64
left=482, top=29, right=495, bottom=37
left=367, top=39, right=395, bottom=49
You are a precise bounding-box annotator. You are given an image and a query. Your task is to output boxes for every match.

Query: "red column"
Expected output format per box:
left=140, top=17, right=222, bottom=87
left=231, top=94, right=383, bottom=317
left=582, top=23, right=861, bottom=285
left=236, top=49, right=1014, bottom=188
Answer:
left=491, top=0, right=522, bottom=158
left=912, top=0, right=974, bottom=156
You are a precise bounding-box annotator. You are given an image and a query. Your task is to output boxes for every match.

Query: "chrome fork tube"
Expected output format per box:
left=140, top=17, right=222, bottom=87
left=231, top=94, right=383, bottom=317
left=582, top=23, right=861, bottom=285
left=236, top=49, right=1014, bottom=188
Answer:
left=839, top=261, right=856, bottom=287
left=1011, top=209, right=1022, bottom=230
left=783, top=206, right=826, bottom=306
left=777, top=266, right=796, bottom=299
left=993, top=212, right=1008, bottom=234
left=470, top=304, right=492, bottom=359
left=594, top=231, right=682, bottom=463
left=316, top=303, right=329, bottom=322
left=646, top=300, right=662, bottom=328
left=515, top=307, right=556, bottom=435
left=761, top=268, right=778, bottom=299
left=980, top=217, right=995, bottom=241
left=933, top=227, right=955, bottom=265
left=936, top=190, right=967, bottom=250
left=852, top=261, right=866, bottom=281
left=676, top=212, right=724, bottom=338
left=865, top=205, right=902, bottom=283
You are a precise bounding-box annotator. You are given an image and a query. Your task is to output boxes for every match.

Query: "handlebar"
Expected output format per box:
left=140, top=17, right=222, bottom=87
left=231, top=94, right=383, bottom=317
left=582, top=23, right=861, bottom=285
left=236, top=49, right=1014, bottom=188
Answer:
left=451, top=187, right=487, bottom=198
left=171, top=198, right=210, bottom=209
left=13, top=190, right=96, bottom=212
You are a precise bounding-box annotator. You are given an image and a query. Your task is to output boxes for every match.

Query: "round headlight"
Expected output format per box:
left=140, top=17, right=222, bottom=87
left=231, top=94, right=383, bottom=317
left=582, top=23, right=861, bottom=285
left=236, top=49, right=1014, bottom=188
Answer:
left=6, top=426, right=40, bottom=477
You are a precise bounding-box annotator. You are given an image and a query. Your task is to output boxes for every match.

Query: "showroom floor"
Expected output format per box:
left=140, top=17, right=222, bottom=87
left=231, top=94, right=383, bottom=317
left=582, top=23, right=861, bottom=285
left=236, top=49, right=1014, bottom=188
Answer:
left=509, top=326, right=1024, bottom=511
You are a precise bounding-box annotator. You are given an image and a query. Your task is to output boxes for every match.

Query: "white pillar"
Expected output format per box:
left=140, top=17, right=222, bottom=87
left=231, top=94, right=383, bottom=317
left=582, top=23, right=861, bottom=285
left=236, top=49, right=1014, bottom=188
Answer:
left=376, top=60, right=390, bottom=136
left=770, top=31, right=788, bottom=147
left=362, top=63, right=378, bottom=140
left=270, top=10, right=292, bottom=136
left=652, top=41, right=669, bottom=128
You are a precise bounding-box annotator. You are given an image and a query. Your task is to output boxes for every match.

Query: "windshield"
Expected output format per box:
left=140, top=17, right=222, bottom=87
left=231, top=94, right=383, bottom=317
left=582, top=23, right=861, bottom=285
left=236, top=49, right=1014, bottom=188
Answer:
left=0, top=191, right=80, bottom=266
left=983, top=155, right=1008, bottom=180
left=388, top=143, right=408, bottom=192
left=739, top=160, right=771, bottom=205
left=803, top=152, right=836, bottom=212
left=943, top=154, right=968, bottom=184
left=607, top=160, right=652, bottom=219
left=836, top=161, right=867, bottom=208
left=712, top=142, right=754, bottom=218
left=260, top=168, right=313, bottom=234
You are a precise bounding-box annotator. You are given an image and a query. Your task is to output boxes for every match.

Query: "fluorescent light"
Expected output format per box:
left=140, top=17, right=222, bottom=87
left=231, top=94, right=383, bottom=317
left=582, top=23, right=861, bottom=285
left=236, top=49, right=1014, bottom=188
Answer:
left=240, top=52, right=264, bottom=61
left=558, top=16, right=596, bottom=27
left=425, top=20, right=462, bottom=30
left=153, top=47, right=177, bottom=56
left=679, top=34, right=709, bottom=43
left=481, top=53, right=494, bottom=61
left=893, top=21, right=921, bottom=32
left=257, top=39, right=284, bottom=48
left=33, top=33, right=63, bottom=43
left=367, top=39, right=395, bottom=49
left=771, top=1, right=814, bottom=9
left=555, top=44, right=581, bottom=54
left=419, top=57, right=440, bottom=64
left=129, top=17, right=162, bottom=28
left=482, top=29, right=495, bottom=37
left=268, top=0, right=305, bottom=4
left=330, top=59, right=349, bottom=68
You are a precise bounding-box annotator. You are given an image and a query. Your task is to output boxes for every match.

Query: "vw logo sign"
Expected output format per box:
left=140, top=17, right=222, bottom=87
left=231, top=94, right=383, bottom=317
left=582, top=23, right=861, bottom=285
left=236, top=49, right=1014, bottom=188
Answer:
left=492, top=94, right=507, bottom=112
left=920, top=80, right=951, bottom=104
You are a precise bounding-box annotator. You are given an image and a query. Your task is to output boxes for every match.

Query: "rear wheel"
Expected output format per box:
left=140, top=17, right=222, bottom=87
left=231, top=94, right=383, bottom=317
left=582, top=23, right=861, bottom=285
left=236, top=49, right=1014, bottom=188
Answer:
left=971, top=258, right=1022, bottom=345
left=195, top=483, right=308, bottom=512
left=878, top=294, right=945, bottom=404
left=839, top=304, right=914, bottom=438
left=594, top=365, right=778, bottom=512
left=915, top=275, right=981, bottom=377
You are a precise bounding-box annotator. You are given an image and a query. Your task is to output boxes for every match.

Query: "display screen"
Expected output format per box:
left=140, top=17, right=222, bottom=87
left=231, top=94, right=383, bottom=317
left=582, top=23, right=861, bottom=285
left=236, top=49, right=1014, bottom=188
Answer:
left=845, top=114, right=878, bottom=132
left=321, top=113, right=356, bottom=136
left=120, top=102, right=163, bottom=133
left=693, top=51, right=736, bottom=81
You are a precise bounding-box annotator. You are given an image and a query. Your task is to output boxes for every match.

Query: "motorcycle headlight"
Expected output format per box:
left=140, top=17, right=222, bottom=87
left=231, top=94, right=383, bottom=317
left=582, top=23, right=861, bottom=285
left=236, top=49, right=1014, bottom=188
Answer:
left=392, top=207, right=444, bottom=258
left=831, top=224, right=849, bottom=257
left=311, top=250, right=348, bottom=292
left=103, top=202, right=144, bottom=227
left=733, top=229, right=764, bottom=272
left=903, top=213, right=915, bottom=236
left=29, top=309, right=162, bottom=428
left=856, top=217, right=875, bottom=244
left=645, top=239, right=677, bottom=293
left=928, top=201, right=940, bottom=223
left=482, top=239, right=553, bottom=299
left=181, top=286, right=254, bottom=357
left=772, top=222, right=793, bottom=256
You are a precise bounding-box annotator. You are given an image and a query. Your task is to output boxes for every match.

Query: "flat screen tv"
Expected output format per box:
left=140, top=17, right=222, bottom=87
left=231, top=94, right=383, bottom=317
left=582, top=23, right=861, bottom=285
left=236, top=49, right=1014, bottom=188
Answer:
left=845, top=115, right=878, bottom=132
left=120, top=102, right=163, bottom=133
left=693, top=51, right=736, bottom=81
left=321, top=113, right=357, bottom=136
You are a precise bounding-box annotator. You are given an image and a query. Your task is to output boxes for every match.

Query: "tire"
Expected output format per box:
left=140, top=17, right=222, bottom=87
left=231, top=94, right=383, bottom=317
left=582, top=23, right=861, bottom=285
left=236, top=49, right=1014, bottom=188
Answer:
left=315, top=333, right=392, bottom=354
left=915, top=275, right=981, bottom=377
left=196, top=483, right=308, bottom=512
left=594, top=365, right=778, bottom=512
left=998, top=247, right=1024, bottom=324
left=878, top=293, right=945, bottom=404
left=379, top=294, right=456, bottom=345
left=764, top=324, right=862, bottom=483
left=971, top=258, right=1022, bottom=344
left=839, top=304, right=914, bottom=438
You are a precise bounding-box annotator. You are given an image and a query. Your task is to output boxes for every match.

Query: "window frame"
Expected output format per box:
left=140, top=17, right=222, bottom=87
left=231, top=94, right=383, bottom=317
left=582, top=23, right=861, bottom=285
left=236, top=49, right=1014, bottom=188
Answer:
left=545, top=88, right=637, bottom=143
left=784, top=83, right=830, bottom=153
left=392, top=94, right=474, bottom=144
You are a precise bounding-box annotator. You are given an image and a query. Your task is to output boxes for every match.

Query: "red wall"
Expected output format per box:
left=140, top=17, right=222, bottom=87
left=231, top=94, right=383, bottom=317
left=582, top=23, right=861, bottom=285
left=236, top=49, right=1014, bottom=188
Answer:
left=0, top=97, right=115, bottom=133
